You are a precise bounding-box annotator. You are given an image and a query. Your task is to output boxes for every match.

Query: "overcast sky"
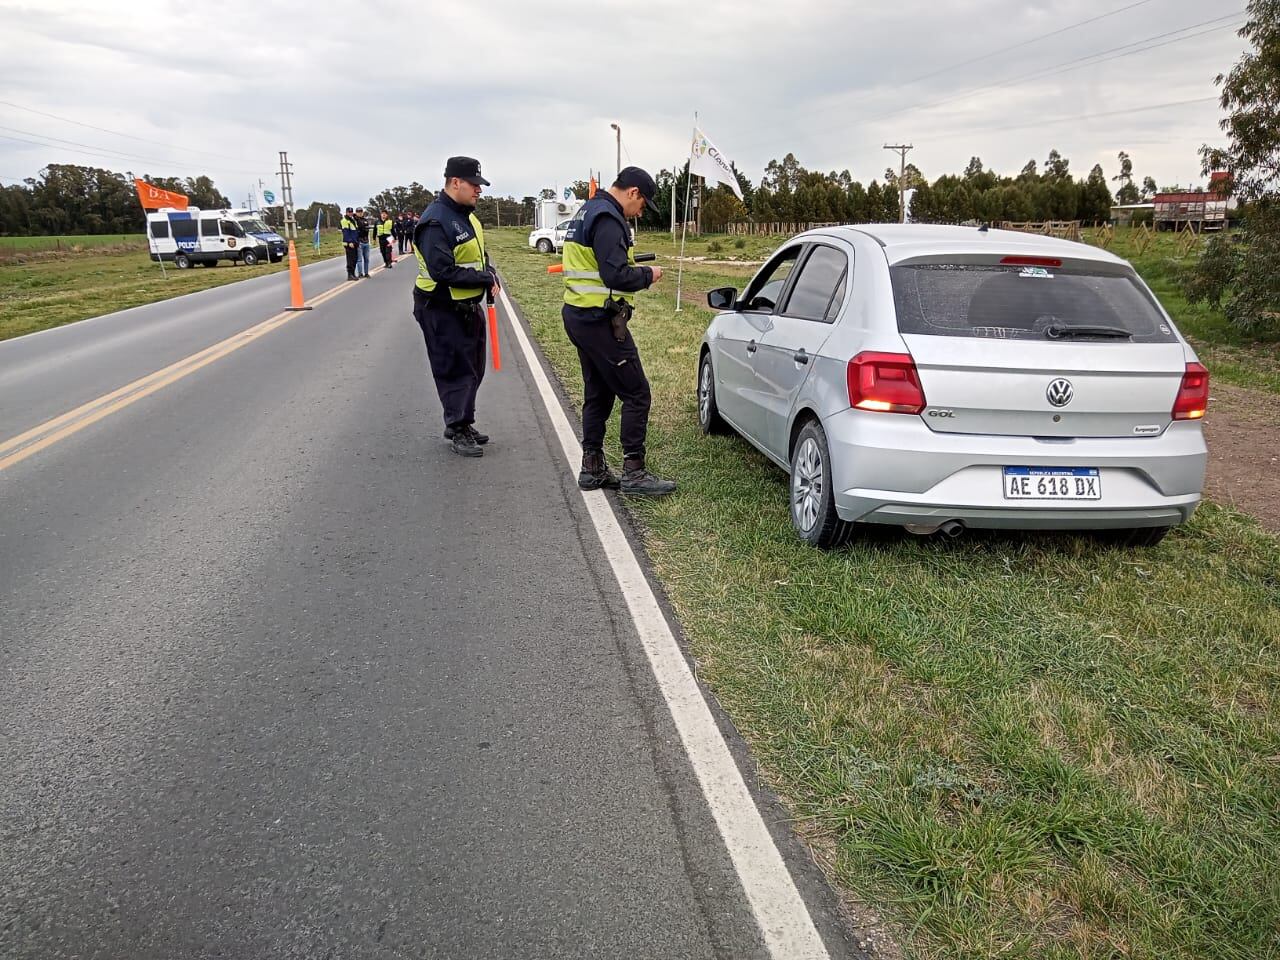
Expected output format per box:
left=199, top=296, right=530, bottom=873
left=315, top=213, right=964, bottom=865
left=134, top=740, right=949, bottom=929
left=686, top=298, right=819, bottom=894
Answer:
left=0, top=0, right=1249, bottom=209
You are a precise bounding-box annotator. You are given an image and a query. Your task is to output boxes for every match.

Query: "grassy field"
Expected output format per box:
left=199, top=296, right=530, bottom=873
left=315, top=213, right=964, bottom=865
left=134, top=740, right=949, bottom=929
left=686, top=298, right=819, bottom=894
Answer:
left=1083, top=227, right=1280, bottom=395
left=489, top=226, right=1280, bottom=960
left=0, top=234, right=144, bottom=257
left=0, top=231, right=346, bottom=340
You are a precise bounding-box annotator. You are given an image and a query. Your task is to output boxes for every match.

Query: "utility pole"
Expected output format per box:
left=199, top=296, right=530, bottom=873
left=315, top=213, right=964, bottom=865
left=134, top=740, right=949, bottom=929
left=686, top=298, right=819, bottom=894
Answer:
left=277, top=151, right=297, bottom=239
left=883, top=143, right=913, bottom=224
left=610, top=123, right=621, bottom=178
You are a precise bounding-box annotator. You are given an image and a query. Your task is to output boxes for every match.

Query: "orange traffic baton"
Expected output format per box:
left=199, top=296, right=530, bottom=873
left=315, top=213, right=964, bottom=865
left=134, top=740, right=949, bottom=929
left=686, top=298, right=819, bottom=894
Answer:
left=486, top=288, right=501, bottom=371
left=284, top=240, right=312, bottom=311
left=546, top=252, right=654, bottom=274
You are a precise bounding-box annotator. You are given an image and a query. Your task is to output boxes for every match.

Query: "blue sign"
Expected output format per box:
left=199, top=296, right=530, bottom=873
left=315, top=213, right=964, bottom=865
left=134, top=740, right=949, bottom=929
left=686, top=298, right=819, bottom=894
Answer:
left=563, top=187, right=572, bottom=200
left=263, top=189, right=276, bottom=204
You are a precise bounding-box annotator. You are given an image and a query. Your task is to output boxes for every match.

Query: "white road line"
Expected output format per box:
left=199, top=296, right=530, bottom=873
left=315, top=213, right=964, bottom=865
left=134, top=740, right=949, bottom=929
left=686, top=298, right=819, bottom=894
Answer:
left=496, top=286, right=832, bottom=960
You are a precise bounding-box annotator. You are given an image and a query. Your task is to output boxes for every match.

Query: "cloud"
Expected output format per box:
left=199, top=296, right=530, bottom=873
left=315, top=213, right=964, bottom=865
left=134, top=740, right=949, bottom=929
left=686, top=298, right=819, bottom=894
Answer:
left=0, top=0, right=1246, bottom=205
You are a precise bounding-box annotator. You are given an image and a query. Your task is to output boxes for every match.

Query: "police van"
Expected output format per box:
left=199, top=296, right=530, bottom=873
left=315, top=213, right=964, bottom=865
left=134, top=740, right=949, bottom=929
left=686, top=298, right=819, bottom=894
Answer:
left=146, top=207, right=287, bottom=268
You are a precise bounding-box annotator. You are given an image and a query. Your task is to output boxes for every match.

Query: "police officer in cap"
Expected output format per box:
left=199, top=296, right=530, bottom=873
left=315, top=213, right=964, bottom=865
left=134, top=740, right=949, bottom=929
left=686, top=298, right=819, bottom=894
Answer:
left=561, top=166, right=674, bottom=495
left=412, top=156, right=497, bottom=457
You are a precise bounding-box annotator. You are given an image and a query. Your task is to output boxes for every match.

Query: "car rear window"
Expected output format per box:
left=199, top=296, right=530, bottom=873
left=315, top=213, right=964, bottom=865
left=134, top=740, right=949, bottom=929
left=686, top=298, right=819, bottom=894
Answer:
left=890, top=262, right=1178, bottom=342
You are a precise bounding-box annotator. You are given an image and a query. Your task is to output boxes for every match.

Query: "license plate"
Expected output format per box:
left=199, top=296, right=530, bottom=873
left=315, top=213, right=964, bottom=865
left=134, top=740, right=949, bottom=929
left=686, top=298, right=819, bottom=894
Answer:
left=1003, top=467, right=1101, bottom=500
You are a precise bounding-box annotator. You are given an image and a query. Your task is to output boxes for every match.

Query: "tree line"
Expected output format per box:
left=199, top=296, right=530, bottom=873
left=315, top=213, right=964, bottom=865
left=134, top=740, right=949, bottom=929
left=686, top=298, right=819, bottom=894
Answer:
left=0, top=148, right=1185, bottom=239
left=0, top=165, right=230, bottom=236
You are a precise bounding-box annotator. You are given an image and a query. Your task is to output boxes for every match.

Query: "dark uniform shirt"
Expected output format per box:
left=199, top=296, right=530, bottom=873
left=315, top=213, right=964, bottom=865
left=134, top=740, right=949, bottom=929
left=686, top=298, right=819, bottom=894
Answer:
left=355, top=216, right=371, bottom=242
left=415, top=193, right=495, bottom=304
left=566, top=190, right=654, bottom=321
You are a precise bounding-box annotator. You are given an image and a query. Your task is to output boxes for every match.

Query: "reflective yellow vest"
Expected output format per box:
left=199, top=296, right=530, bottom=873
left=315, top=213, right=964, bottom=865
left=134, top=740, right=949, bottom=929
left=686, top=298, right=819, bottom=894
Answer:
left=415, top=212, right=486, bottom=299
left=376, top=218, right=393, bottom=238
left=561, top=198, right=637, bottom=309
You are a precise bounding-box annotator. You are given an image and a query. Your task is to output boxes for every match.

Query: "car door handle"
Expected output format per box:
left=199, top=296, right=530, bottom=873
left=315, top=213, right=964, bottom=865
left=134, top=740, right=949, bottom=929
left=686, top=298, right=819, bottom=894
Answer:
left=792, top=350, right=809, bottom=364
left=747, top=340, right=757, bottom=354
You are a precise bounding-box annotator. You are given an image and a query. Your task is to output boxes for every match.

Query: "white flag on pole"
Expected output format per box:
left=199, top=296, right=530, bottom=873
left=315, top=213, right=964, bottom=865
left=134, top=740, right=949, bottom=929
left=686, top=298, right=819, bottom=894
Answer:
left=690, top=127, right=743, bottom=200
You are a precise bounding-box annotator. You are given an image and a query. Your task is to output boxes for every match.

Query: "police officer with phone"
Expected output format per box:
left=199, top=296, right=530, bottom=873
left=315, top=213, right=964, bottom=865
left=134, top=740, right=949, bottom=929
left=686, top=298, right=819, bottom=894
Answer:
left=561, top=166, right=674, bottom=495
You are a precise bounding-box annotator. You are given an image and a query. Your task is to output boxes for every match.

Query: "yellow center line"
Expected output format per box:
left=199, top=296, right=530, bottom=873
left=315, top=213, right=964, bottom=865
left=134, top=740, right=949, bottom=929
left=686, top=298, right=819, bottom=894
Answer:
left=0, top=262, right=389, bottom=473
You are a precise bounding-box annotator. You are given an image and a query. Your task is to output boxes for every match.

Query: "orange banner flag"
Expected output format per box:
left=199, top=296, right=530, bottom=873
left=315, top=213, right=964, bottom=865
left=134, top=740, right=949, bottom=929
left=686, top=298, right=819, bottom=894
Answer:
left=588, top=176, right=597, bottom=198
left=135, top=178, right=189, bottom=210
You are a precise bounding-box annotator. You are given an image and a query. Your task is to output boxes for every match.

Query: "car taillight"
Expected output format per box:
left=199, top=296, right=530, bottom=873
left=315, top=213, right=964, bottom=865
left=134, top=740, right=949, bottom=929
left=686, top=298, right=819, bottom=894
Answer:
left=847, top=352, right=926, bottom=414
left=1172, top=361, right=1209, bottom=420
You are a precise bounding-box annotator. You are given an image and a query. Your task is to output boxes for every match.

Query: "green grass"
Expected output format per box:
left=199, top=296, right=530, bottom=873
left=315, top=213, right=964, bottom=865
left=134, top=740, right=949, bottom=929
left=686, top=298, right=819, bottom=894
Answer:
left=492, top=226, right=1280, bottom=960
left=0, top=231, right=347, bottom=340
left=1085, top=227, right=1280, bottom=394
left=0, top=234, right=143, bottom=255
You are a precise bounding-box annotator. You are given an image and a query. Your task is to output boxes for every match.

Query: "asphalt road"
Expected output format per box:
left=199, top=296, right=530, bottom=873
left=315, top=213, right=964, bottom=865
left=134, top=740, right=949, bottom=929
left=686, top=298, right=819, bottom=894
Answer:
left=0, top=257, right=861, bottom=959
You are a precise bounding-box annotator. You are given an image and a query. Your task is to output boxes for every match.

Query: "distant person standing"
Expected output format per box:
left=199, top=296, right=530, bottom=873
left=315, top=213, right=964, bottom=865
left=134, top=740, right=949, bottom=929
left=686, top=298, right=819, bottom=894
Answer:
left=354, top=207, right=371, bottom=277
left=340, top=206, right=359, bottom=281
left=412, top=157, right=497, bottom=458
left=561, top=166, right=673, bottom=495
left=399, top=212, right=414, bottom=254
left=376, top=210, right=395, bottom=268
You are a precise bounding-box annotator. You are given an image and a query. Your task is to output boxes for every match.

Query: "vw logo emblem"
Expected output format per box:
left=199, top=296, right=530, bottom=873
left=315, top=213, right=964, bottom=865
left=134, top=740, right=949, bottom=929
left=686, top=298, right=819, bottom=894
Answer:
left=1046, top=378, right=1074, bottom=407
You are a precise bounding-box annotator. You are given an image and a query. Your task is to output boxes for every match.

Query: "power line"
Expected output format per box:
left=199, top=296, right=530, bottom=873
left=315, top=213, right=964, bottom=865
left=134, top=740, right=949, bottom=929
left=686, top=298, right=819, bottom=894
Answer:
left=0, top=98, right=248, bottom=164
left=926, top=95, right=1218, bottom=141
left=863, top=11, right=1244, bottom=125
left=733, top=0, right=1176, bottom=154
left=899, top=0, right=1163, bottom=87
left=0, top=125, right=262, bottom=175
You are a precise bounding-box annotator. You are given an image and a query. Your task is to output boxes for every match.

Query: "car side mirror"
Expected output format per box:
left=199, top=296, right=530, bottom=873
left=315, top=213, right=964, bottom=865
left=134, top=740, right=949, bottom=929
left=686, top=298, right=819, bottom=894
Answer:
left=707, top=287, right=737, bottom=311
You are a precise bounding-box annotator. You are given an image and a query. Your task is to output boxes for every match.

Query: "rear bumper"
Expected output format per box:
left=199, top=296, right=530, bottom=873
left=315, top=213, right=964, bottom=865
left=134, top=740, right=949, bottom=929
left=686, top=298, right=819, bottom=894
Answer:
left=825, top=410, right=1206, bottom=530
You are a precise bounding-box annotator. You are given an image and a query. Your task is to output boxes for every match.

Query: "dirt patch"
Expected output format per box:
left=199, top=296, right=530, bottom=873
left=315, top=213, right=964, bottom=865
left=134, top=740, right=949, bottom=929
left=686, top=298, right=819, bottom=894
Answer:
left=1202, top=383, right=1280, bottom=531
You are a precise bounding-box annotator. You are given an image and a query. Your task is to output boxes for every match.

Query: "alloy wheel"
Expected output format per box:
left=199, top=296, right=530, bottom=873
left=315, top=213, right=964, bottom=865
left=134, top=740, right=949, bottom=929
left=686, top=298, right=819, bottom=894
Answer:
left=698, top=361, right=712, bottom=426
left=791, top=437, right=823, bottom=532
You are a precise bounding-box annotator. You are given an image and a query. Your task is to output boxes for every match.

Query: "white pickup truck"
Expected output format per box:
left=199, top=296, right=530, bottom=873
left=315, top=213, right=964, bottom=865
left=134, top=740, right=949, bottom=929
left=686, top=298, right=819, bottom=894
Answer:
left=528, top=218, right=575, bottom=254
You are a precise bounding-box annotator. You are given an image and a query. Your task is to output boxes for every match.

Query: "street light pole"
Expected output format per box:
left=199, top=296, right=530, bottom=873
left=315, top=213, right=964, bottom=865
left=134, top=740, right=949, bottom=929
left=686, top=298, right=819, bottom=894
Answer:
left=610, top=123, right=621, bottom=178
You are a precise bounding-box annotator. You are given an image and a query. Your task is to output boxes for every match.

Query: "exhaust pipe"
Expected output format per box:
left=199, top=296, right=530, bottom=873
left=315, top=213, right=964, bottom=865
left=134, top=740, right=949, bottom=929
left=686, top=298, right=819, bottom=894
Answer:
left=903, top=520, right=966, bottom=538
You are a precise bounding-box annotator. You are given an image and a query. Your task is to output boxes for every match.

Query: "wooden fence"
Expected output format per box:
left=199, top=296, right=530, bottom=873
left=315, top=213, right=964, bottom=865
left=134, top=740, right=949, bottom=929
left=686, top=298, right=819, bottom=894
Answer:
left=724, top=221, right=850, bottom=236
left=999, top=220, right=1082, bottom=242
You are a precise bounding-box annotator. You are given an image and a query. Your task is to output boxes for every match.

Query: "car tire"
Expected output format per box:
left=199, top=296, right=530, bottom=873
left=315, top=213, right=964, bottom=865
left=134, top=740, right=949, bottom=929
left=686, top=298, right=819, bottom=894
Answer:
left=174, top=253, right=191, bottom=269
left=697, top=353, right=730, bottom=435
left=536, top=238, right=554, bottom=254
left=790, top=420, right=853, bottom=549
left=241, top=249, right=258, bottom=266
left=1108, top=526, right=1171, bottom=547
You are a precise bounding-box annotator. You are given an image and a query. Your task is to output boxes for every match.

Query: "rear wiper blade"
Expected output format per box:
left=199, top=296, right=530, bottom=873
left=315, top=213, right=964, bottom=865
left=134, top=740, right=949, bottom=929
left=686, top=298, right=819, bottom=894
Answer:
left=1044, top=323, right=1133, bottom=340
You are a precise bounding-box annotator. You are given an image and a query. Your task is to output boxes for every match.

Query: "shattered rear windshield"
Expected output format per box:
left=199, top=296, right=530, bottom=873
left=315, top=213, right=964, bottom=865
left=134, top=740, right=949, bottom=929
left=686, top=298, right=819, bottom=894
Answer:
left=890, top=262, right=1178, bottom=342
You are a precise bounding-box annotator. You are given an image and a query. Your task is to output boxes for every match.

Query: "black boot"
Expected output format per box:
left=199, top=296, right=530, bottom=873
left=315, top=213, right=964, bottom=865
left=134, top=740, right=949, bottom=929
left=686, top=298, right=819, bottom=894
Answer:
left=444, top=424, right=489, bottom=445
left=450, top=427, right=483, bottom=458
left=620, top=457, right=676, bottom=496
left=578, top=449, right=621, bottom=490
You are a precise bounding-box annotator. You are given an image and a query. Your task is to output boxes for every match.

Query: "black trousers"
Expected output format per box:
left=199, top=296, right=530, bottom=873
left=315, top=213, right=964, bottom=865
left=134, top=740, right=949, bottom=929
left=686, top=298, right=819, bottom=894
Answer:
left=562, top=305, right=651, bottom=461
left=413, top=288, right=486, bottom=429
left=344, top=243, right=358, bottom=276
left=398, top=234, right=410, bottom=254
left=379, top=236, right=394, bottom=266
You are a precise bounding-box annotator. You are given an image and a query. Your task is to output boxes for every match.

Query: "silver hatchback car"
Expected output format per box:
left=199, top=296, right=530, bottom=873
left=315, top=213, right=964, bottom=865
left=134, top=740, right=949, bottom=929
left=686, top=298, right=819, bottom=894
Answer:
left=697, top=225, right=1209, bottom=548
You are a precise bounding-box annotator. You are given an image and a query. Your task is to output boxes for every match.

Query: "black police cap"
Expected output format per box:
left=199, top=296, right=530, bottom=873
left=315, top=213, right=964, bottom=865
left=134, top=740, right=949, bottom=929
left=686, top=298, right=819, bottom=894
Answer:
left=445, top=156, right=490, bottom=186
left=615, top=166, right=658, bottom=212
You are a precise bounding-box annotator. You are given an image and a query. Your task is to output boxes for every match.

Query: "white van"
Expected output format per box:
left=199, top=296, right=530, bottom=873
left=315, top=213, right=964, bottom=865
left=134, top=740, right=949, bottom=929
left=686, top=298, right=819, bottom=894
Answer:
left=147, top=207, right=283, bottom=268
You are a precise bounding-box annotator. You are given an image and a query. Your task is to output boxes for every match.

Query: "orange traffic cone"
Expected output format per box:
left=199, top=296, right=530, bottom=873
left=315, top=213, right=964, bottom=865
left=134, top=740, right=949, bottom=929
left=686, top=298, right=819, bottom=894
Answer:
left=285, top=240, right=312, bottom=311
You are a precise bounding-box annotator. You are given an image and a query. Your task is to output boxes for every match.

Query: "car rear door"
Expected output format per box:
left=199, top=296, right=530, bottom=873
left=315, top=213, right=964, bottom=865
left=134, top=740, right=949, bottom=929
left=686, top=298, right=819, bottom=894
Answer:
left=709, top=245, right=803, bottom=438
left=890, top=255, right=1191, bottom=440
left=754, top=243, right=847, bottom=460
